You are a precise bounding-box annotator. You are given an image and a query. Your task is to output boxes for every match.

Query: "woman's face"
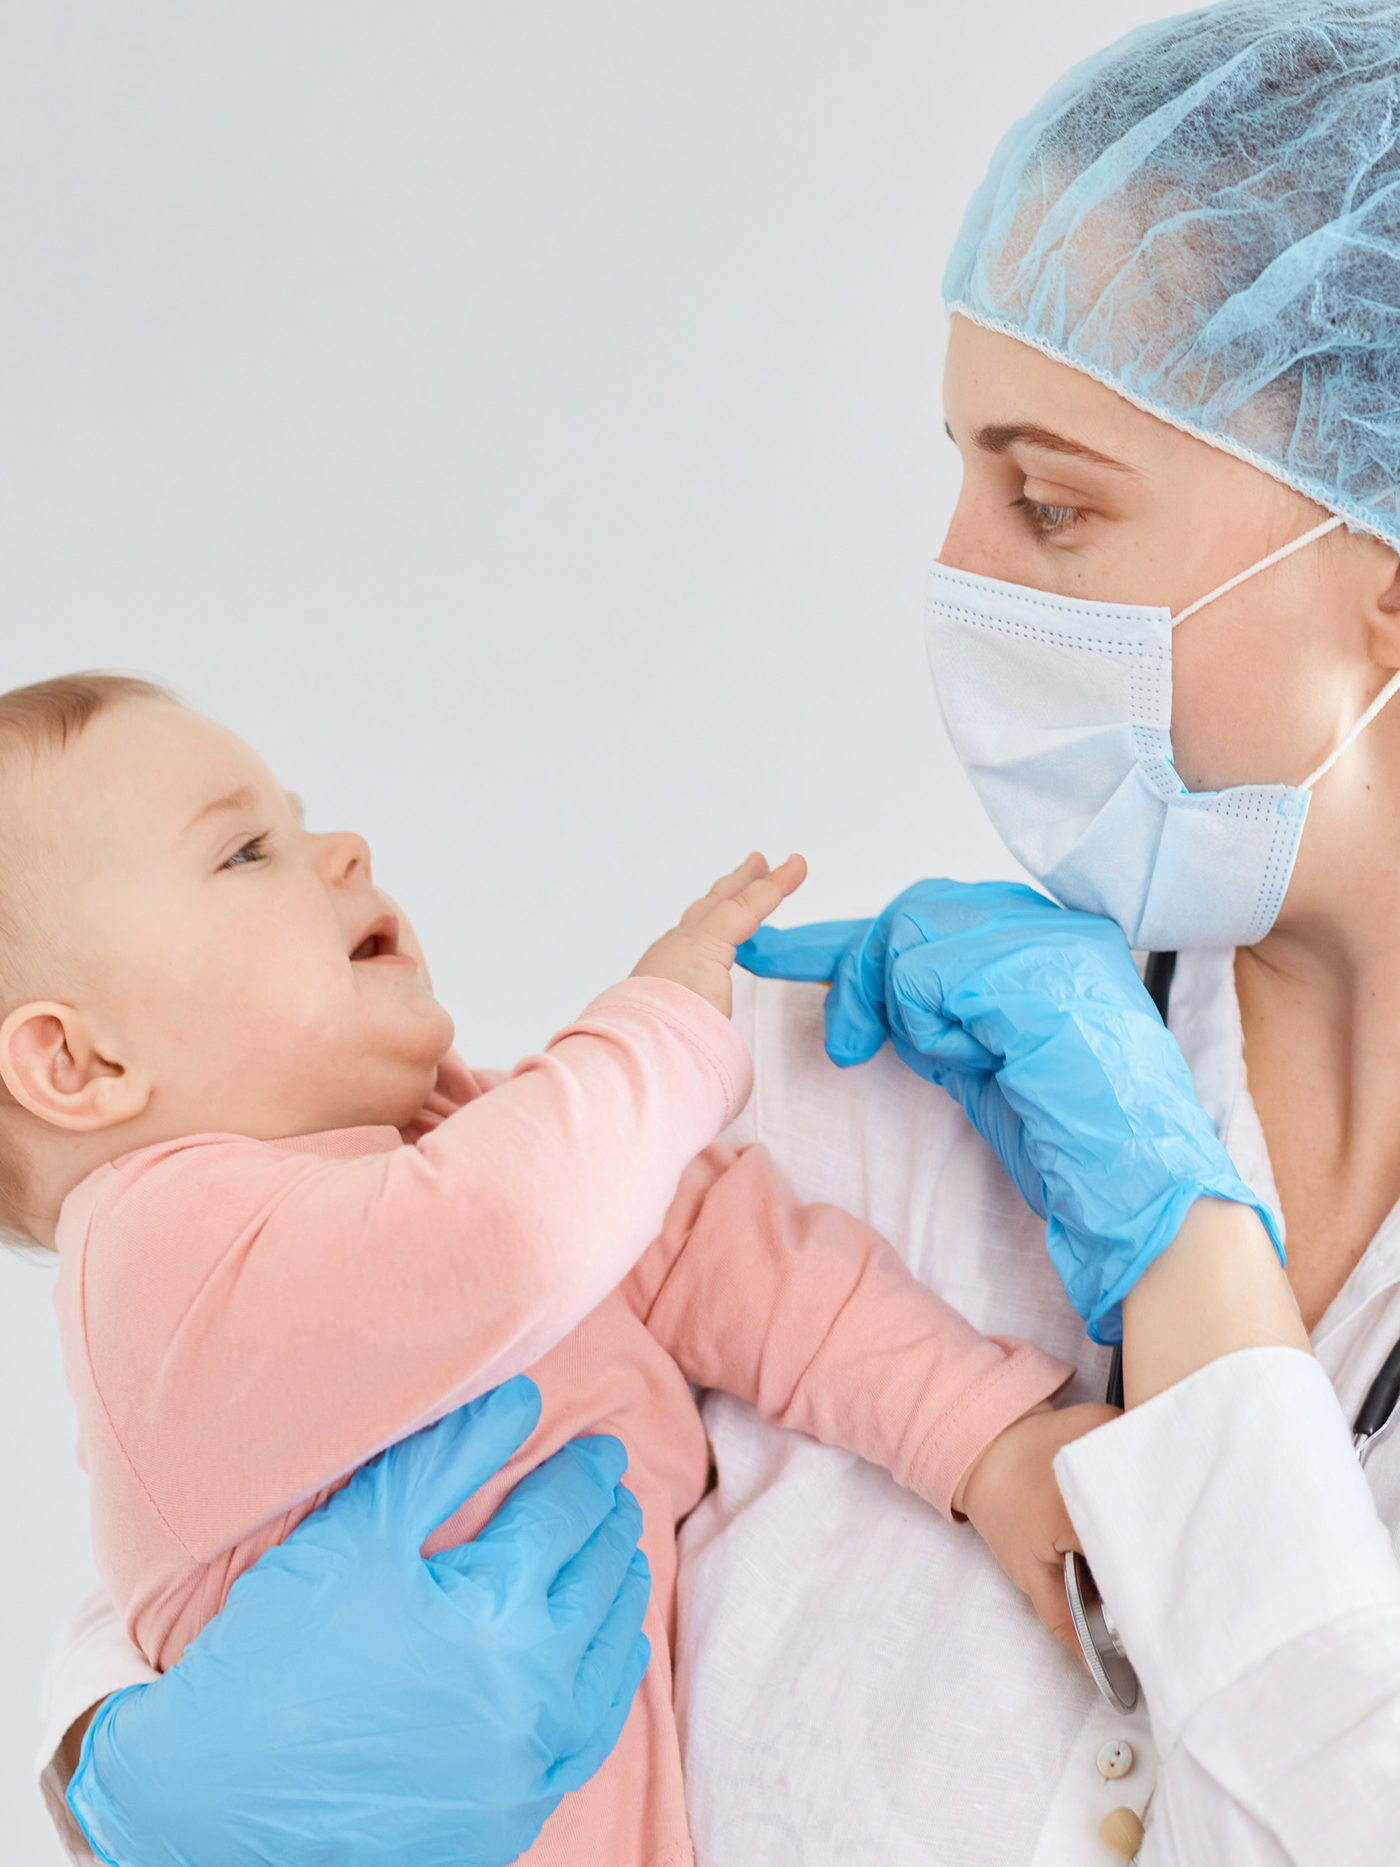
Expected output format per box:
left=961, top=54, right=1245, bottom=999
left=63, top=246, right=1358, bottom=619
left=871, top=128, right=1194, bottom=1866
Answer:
left=939, top=315, right=1400, bottom=801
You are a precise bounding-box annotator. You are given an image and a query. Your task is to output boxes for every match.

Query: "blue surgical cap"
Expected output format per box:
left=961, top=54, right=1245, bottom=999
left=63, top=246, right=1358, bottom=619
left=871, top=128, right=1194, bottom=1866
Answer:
left=944, top=0, right=1400, bottom=551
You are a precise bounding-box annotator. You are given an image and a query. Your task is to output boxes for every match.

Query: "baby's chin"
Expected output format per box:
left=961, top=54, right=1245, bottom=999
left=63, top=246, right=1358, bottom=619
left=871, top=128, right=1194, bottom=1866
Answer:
left=340, top=1048, right=443, bottom=1128
left=276, top=1004, right=456, bottom=1134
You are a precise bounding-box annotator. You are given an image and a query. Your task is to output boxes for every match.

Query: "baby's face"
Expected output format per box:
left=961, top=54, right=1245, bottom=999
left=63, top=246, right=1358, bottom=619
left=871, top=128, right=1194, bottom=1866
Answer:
left=8, top=698, right=455, bottom=1141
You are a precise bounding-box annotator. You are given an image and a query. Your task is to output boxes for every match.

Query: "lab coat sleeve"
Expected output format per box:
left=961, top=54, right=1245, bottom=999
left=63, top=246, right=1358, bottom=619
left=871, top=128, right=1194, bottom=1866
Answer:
left=36, top=1589, right=155, bottom=1866
left=1055, top=1347, right=1400, bottom=1865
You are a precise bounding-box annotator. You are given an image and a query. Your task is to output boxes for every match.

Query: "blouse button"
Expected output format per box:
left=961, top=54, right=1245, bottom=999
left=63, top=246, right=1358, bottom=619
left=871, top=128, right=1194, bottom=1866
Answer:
left=1098, top=1806, right=1145, bottom=1858
left=1096, top=1738, right=1135, bottom=1780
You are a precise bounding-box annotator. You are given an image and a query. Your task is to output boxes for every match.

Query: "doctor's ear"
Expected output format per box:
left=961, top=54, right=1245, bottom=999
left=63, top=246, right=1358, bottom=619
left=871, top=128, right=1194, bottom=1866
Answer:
left=1363, top=548, right=1400, bottom=666
left=0, top=1002, right=152, bottom=1131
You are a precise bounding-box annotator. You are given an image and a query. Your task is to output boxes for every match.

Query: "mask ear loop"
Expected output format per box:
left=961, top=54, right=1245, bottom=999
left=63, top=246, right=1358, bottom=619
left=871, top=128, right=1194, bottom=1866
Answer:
left=1170, top=514, right=1346, bottom=629
left=1165, top=510, right=1400, bottom=792
left=1165, top=511, right=1400, bottom=789
left=1301, top=665, right=1400, bottom=790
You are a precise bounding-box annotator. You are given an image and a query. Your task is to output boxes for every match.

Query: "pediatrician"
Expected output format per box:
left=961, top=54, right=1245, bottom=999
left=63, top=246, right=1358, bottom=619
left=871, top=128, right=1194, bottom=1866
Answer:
left=679, top=4, right=1400, bottom=1861
left=36, top=2, right=1400, bottom=1863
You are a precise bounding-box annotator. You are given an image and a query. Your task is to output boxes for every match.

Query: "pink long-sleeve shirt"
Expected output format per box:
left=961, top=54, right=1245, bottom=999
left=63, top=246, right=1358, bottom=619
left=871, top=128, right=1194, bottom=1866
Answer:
left=53, top=976, right=1070, bottom=1867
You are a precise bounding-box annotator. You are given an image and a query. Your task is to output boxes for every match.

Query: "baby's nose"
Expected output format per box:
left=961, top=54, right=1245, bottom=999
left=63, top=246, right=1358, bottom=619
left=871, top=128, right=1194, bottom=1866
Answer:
left=317, top=829, right=373, bottom=884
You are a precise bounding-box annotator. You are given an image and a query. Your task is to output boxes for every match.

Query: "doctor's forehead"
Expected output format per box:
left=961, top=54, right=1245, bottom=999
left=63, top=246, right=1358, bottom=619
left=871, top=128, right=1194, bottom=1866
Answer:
left=948, top=319, right=1164, bottom=470
left=940, top=318, right=1265, bottom=495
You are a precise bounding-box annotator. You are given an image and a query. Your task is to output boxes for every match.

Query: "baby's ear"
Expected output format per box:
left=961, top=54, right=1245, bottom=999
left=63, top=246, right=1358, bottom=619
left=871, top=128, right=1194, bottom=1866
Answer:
left=0, top=1003, right=151, bottom=1131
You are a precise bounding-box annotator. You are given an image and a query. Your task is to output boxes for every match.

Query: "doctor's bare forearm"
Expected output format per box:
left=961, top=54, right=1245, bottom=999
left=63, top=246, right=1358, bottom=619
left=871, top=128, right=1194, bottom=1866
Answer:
left=1120, top=1198, right=1311, bottom=1408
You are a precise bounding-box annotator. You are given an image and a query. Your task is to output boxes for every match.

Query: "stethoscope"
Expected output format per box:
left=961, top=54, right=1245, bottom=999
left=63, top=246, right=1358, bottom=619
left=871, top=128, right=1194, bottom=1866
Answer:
left=1065, top=950, right=1400, bottom=1713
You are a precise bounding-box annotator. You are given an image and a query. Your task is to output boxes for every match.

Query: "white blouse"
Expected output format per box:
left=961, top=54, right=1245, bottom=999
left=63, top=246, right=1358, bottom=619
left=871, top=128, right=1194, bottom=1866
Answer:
left=39, top=957, right=1400, bottom=1863
left=675, top=961, right=1400, bottom=1864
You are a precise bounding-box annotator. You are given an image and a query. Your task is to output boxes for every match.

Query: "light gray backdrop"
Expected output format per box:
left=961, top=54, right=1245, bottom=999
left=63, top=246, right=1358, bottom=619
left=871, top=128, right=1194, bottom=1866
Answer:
left=1, top=2, right=1173, bottom=1854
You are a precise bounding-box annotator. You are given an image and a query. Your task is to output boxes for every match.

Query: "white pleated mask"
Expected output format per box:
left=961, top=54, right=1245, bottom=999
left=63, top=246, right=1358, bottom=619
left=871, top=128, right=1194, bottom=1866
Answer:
left=926, top=514, right=1400, bottom=951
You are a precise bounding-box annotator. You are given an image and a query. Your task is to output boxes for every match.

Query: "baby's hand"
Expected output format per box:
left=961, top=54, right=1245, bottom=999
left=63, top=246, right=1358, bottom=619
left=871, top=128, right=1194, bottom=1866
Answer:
left=952, top=1399, right=1121, bottom=1656
left=632, top=852, right=807, bottom=1018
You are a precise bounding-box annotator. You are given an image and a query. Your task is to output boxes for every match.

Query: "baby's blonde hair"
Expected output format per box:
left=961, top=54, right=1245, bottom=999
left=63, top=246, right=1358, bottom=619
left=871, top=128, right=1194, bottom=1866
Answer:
left=0, top=671, right=175, bottom=1244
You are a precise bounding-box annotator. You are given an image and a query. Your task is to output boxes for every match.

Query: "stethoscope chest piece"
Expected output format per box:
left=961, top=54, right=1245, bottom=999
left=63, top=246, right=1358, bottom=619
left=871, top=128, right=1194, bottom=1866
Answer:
left=1064, top=1551, right=1139, bottom=1713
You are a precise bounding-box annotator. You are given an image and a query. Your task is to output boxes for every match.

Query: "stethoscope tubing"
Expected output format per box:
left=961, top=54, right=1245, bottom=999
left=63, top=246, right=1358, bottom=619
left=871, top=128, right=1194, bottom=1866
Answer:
left=1352, top=1337, right=1400, bottom=1448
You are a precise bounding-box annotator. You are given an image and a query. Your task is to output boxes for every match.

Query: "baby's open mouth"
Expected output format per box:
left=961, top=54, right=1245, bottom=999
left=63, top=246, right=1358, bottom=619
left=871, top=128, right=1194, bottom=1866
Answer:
left=349, top=913, right=402, bottom=962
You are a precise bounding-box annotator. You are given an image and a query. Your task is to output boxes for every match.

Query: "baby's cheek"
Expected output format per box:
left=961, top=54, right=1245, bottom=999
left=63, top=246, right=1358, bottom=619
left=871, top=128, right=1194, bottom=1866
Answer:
left=123, top=947, right=240, bottom=1055
left=197, top=953, right=337, bottom=1078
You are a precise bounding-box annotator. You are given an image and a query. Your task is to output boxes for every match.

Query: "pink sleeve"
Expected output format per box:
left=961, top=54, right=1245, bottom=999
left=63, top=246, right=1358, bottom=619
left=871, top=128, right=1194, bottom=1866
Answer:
left=626, top=1143, right=1073, bottom=1518
left=75, top=978, right=749, bottom=1560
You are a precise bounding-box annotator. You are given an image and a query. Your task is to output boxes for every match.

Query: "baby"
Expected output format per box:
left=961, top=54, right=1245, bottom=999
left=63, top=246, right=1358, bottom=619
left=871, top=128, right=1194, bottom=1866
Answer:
left=8, top=673, right=1081, bottom=1866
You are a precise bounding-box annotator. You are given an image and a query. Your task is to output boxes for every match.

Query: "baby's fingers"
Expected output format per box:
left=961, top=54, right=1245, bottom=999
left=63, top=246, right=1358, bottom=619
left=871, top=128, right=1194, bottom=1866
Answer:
left=675, top=853, right=771, bottom=931
left=695, top=854, right=807, bottom=949
left=1027, top=1559, right=1082, bottom=1658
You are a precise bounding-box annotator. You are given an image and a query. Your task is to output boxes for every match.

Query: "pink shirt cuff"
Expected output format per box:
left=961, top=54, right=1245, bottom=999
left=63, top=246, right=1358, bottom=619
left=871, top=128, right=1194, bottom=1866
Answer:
left=909, top=1340, right=1074, bottom=1520
left=576, top=976, right=754, bottom=1131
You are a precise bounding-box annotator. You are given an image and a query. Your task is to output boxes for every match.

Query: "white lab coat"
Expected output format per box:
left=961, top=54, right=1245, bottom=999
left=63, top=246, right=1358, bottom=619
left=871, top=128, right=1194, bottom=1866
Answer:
left=37, top=956, right=1400, bottom=1862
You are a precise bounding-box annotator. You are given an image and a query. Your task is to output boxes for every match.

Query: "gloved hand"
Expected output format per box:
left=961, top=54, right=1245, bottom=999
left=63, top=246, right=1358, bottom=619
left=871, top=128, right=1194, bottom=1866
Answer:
left=68, top=1377, right=651, bottom=1867
left=739, top=880, right=1284, bottom=1344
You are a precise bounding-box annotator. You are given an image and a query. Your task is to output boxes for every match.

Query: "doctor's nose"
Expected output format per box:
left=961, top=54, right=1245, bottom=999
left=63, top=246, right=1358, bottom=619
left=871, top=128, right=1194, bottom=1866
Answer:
left=315, top=829, right=373, bottom=888
left=936, top=499, right=989, bottom=576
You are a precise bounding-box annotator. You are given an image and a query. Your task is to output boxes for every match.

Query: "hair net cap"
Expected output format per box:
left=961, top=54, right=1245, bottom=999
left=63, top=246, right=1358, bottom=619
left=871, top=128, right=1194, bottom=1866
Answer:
left=944, top=0, right=1400, bottom=551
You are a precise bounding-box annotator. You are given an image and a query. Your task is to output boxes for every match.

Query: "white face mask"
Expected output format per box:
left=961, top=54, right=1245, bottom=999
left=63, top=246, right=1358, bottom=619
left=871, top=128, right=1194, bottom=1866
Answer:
left=926, top=515, right=1400, bottom=951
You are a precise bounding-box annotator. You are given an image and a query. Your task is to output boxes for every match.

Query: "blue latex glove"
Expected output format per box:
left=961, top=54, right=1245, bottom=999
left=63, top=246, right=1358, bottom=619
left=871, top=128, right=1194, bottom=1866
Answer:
left=68, top=1377, right=650, bottom=1867
left=739, top=881, right=1284, bottom=1344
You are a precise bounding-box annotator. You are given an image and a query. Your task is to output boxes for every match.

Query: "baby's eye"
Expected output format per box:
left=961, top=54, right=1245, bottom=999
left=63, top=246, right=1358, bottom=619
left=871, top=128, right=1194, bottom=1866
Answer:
left=1011, top=494, right=1083, bottom=538
left=222, top=834, right=269, bottom=870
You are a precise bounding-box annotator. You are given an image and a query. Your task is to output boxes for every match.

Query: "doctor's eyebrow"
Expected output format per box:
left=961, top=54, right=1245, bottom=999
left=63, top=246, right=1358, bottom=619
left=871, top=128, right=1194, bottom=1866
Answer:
left=965, top=420, right=1137, bottom=473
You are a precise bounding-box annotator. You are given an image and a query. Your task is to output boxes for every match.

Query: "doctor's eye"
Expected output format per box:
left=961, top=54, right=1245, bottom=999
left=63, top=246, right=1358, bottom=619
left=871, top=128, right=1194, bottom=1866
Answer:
left=222, top=834, right=270, bottom=870
left=1011, top=495, right=1083, bottom=538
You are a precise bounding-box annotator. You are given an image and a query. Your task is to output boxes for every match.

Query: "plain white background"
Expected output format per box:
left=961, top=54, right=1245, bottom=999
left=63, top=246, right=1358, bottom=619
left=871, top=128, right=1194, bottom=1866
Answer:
left=1, top=2, right=1177, bottom=1854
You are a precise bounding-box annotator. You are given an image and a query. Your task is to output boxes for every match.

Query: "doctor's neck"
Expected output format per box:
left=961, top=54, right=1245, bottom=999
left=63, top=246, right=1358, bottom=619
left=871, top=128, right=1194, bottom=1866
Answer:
left=1238, top=708, right=1400, bottom=1030
left=1228, top=708, right=1400, bottom=1330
